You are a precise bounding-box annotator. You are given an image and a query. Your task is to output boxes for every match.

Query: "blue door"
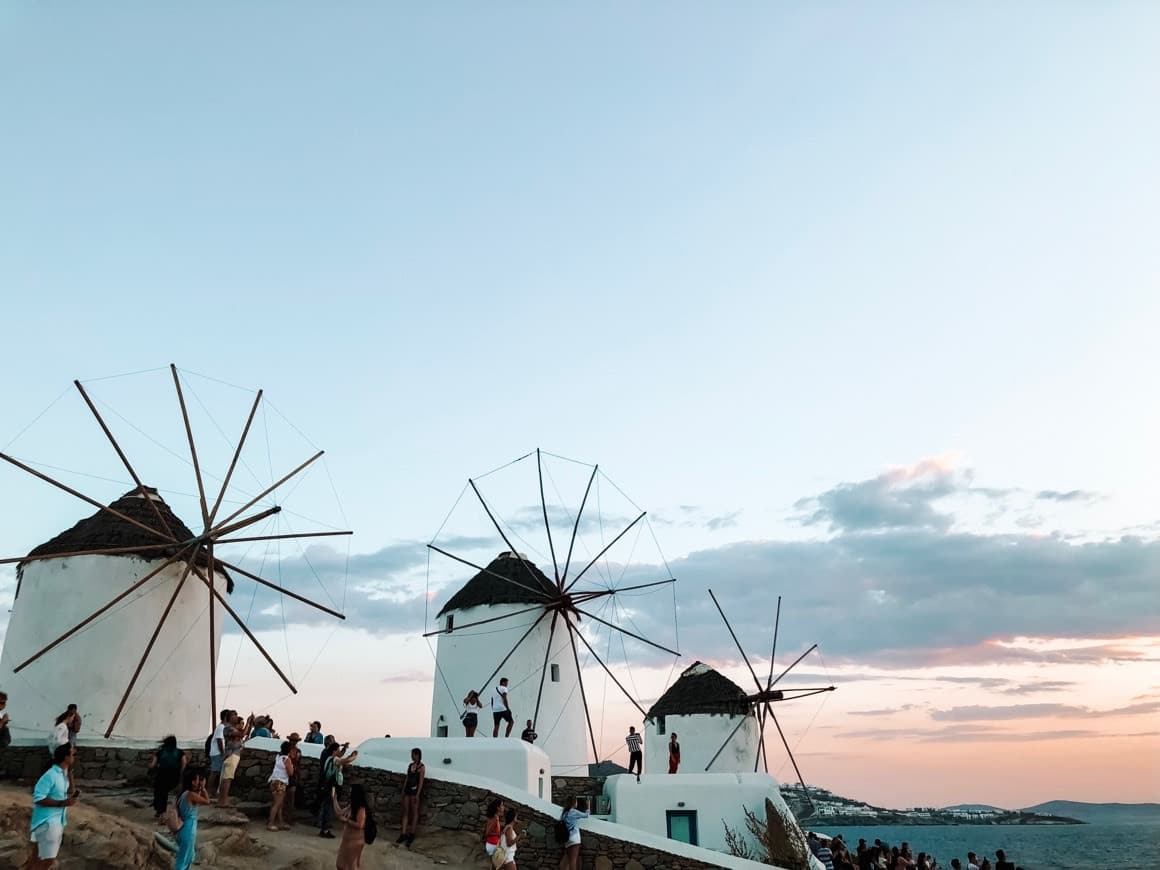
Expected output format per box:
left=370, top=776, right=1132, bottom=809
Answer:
left=666, top=810, right=698, bottom=846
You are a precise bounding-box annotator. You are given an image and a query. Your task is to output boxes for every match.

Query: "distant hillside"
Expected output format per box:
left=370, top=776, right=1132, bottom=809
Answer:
left=942, top=804, right=1008, bottom=813
left=1022, top=801, right=1160, bottom=825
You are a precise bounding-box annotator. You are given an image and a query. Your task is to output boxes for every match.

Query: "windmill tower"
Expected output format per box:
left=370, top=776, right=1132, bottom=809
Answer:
left=0, top=488, right=231, bottom=739
left=642, top=661, right=762, bottom=774
left=425, top=449, right=680, bottom=776
left=429, top=552, right=589, bottom=772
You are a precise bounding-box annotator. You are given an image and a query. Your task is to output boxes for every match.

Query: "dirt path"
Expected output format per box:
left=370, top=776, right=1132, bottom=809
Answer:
left=0, top=784, right=489, bottom=869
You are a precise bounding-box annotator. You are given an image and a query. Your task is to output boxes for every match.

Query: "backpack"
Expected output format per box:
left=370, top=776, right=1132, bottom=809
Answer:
left=325, top=755, right=344, bottom=787
left=554, top=817, right=570, bottom=844
left=163, top=794, right=185, bottom=834
left=204, top=733, right=213, bottom=757
left=363, top=812, right=377, bottom=844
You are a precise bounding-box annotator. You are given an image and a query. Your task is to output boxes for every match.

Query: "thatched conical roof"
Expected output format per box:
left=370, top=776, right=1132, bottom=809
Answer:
left=437, top=551, right=555, bottom=617
left=646, top=661, right=751, bottom=717
left=19, top=488, right=232, bottom=591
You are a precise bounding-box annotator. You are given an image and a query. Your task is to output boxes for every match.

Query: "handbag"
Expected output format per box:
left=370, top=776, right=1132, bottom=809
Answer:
left=490, top=843, right=508, bottom=869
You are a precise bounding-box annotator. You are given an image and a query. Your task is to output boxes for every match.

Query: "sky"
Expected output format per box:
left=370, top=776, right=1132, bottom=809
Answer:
left=1, top=2, right=1158, bottom=809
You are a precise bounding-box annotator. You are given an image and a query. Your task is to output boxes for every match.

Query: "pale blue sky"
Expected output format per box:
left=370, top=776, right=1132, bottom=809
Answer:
left=1, top=3, right=1158, bottom=804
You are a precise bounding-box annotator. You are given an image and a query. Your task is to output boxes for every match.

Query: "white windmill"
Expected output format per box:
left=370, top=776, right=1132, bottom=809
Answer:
left=425, top=449, right=679, bottom=775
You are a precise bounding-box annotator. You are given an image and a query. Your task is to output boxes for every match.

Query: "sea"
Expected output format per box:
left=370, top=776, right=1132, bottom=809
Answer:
left=820, top=823, right=1160, bottom=870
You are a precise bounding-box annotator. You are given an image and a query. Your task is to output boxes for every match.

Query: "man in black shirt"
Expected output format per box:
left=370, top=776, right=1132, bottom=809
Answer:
left=520, top=719, right=537, bottom=744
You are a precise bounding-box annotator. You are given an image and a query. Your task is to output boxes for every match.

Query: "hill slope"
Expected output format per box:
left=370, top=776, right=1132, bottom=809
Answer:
left=1022, top=801, right=1160, bottom=825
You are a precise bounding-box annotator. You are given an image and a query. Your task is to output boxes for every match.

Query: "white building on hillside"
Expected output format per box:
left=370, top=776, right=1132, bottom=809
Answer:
left=0, top=488, right=229, bottom=740
left=429, top=552, right=589, bottom=774
left=644, top=661, right=760, bottom=774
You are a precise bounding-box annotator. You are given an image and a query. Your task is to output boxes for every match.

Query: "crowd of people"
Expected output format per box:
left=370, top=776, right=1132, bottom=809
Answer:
left=808, top=834, right=1023, bottom=870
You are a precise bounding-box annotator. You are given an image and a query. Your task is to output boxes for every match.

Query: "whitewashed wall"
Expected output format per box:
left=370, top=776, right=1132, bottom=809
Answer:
left=429, top=602, right=589, bottom=774
left=604, top=772, right=791, bottom=857
left=643, top=710, right=761, bottom=774
left=0, top=554, right=227, bottom=740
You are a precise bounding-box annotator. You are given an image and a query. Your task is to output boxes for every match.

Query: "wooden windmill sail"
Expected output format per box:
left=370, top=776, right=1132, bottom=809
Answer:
left=701, top=589, right=835, bottom=807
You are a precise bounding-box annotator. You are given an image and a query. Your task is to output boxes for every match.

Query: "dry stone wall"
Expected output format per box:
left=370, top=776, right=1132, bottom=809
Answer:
left=0, top=744, right=736, bottom=870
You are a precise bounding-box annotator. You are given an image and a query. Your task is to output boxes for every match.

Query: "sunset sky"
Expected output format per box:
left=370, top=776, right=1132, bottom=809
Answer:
left=1, top=2, right=1158, bottom=810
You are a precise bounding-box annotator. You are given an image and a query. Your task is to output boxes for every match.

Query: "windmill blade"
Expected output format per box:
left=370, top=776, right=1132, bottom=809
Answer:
left=560, top=463, right=598, bottom=585
left=532, top=611, right=560, bottom=727
left=769, top=643, right=818, bottom=689
left=563, top=511, right=646, bottom=593
left=74, top=379, right=176, bottom=540
left=767, top=706, right=813, bottom=812
left=422, top=604, right=545, bottom=638
left=702, top=708, right=753, bottom=772
left=427, top=544, right=552, bottom=602
left=565, top=618, right=601, bottom=764
left=535, top=448, right=560, bottom=585
left=708, top=588, right=763, bottom=693
left=570, top=616, right=650, bottom=719
left=572, top=577, right=676, bottom=604
left=170, top=364, right=211, bottom=528
left=474, top=609, right=550, bottom=697
left=766, top=595, right=781, bottom=690
left=215, top=557, right=346, bottom=620
left=214, top=449, right=324, bottom=530
left=468, top=478, right=551, bottom=596
left=207, top=387, right=263, bottom=526
left=575, top=606, right=679, bottom=657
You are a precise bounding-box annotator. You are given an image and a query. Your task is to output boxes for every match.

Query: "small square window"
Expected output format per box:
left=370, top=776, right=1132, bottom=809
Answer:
left=550, top=663, right=560, bottom=682
left=446, top=614, right=454, bottom=633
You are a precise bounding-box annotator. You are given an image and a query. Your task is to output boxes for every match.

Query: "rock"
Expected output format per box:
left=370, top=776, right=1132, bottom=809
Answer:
left=196, top=806, right=250, bottom=826
left=764, top=796, right=813, bottom=870
left=595, top=856, right=614, bottom=870
left=626, top=860, right=645, bottom=870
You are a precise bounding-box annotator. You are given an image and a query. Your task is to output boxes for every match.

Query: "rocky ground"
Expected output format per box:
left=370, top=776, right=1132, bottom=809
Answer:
left=0, top=783, right=491, bottom=869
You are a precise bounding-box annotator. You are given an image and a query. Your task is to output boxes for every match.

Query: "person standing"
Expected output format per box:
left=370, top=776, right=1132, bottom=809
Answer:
left=0, top=691, right=10, bottom=747
left=285, top=732, right=303, bottom=825
left=318, top=741, right=359, bottom=838
left=149, top=735, right=186, bottom=820
left=47, top=711, right=71, bottom=757
left=332, top=783, right=373, bottom=870
left=64, top=704, right=80, bottom=748
left=173, top=767, right=212, bottom=870
left=557, top=796, right=588, bottom=870
left=29, top=742, right=77, bottom=870
left=216, top=712, right=249, bottom=808
left=994, top=850, right=1014, bottom=870
left=207, top=709, right=230, bottom=793
left=482, top=798, right=504, bottom=860
left=397, top=747, right=424, bottom=847
left=462, top=691, right=483, bottom=737
left=667, top=733, right=680, bottom=774
left=491, top=678, right=514, bottom=737
left=305, top=721, right=325, bottom=745
left=625, top=726, right=643, bottom=780
left=267, top=740, right=295, bottom=831
left=520, top=720, right=537, bottom=744
left=500, top=807, right=520, bottom=870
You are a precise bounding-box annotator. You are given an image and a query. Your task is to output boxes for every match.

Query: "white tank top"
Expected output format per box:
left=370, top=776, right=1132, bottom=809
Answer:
left=268, top=753, right=290, bottom=784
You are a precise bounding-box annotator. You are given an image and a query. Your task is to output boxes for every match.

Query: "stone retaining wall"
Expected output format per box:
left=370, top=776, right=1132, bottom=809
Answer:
left=0, top=744, right=735, bottom=870
left=552, top=773, right=607, bottom=805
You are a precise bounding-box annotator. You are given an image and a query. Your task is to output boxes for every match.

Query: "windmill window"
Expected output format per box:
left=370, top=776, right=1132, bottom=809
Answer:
left=445, top=614, right=454, bottom=633
left=666, top=810, right=699, bottom=846
left=436, top=724, right=448, bottom=737
left=550, top=664, right=560, bottom=682
left=657, top=715, right=666, bottom=735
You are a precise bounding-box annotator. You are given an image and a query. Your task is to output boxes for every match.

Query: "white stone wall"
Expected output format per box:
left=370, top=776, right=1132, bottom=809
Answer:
left=429, top=602, right=589, bottom=774
left=643, top=710, right=761, bottom=774
left=0, top=554, right=227, bottom=739
left=604, top=771, right=790, bottom=857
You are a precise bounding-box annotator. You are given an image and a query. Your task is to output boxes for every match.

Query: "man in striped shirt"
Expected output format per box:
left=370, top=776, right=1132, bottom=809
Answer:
left=625, top=727, right=643, bottom=781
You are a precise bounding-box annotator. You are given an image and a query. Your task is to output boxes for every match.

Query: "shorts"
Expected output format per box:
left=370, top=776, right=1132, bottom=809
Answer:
left=462, top=712, right=478, bottom=728
left=566, top=832, right=581, bottom=847
left=30, top=822, right=63, bottom=859
left=269, top=780, right=287, bottom=795
left=222, top=754, right=241, bottom=780
left=493, top=709, right=513, bottom=725
left=210, top=754, right=223, bottom=773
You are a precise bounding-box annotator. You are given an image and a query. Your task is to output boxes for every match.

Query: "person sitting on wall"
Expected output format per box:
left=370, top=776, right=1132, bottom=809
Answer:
left=305, top=721, right=325, bottom=744
left=520, top=720, right=537, bottom=744
left=667, top=733, right=680, bottom=774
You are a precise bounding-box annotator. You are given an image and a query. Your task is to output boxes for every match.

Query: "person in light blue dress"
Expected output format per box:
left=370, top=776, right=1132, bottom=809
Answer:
left=173, top=767, right=211, bottom=870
